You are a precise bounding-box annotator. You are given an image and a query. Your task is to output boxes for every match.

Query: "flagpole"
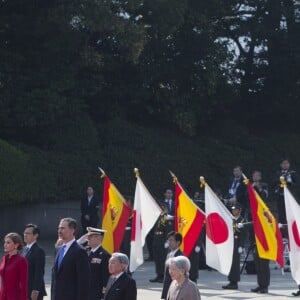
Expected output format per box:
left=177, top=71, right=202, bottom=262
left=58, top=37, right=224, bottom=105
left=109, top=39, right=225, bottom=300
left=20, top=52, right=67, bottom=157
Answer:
left=98, top=166, right=106, bottom=178
left=242, top=173, right=250, bottom=185
left=134, top=167, right=140, bottom=178
left=199, top=176, right=205, bottom=188
left=280, top=176, right=287, bottom=188
left=169, top=170, right=177, bottom=183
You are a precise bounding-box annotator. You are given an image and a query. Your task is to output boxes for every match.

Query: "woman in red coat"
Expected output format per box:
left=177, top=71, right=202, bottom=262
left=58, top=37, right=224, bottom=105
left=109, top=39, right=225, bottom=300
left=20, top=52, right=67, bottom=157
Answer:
left=0, top=232, right=28, bottom=300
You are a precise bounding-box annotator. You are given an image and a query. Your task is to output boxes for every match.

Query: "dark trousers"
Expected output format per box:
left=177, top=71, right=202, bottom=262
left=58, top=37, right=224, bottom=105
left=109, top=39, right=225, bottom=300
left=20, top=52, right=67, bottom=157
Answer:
left=276, top=195, right=287, bottom=224
left=189, top=248, right=200, bottom=282
left=152, top=235, right=167, bottom=278
left=254, top=247, right=270, bottom=288
left=228, top=242, right=240, bottom=283
left=146, top=227, right=154, bottom=259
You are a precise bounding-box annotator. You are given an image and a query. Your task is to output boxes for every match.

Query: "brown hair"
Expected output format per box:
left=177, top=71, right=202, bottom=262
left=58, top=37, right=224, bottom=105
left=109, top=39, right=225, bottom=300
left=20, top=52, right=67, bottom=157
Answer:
left=5, top=232, right=24, bottom=251
left=61, top=217, right=77, bottom=231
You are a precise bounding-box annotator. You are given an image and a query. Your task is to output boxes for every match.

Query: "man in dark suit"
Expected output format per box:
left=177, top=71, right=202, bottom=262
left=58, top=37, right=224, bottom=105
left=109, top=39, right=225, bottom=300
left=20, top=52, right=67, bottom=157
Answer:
left=164, top=189, right=175, bottom=217
left=23, top=223, right=47, bottom=300
left=226, top=166, right=248, bottom=218
left=161, top=231, right=183, bottom=299
left=273, top=158, right=298, bottom=224
left=103, top=252, right=136, bottom=300
left=86, top=227, right=111, bottom=300
left=51, top=217, right=90, bottom=300
left=81, top=186, right=100, bottom=234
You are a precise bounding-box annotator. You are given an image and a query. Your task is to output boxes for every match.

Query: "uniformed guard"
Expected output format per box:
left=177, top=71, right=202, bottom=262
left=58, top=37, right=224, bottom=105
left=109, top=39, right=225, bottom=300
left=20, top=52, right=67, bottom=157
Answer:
left=86, top=227, right=111, bottom=300
left=189, top=191, right=204, bottom=282
left=250, top=170, right=270, bottom=294
left=149, top=202, right=173, bottom=283
left=222, top=202, right=245, bottom=289
left=120, top=198, right=133, bottom=258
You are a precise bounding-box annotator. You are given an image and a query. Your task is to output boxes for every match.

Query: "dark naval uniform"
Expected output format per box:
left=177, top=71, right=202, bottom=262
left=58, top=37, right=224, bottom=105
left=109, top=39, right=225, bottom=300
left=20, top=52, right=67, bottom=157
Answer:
left=230, top=215, right=245, bottom=284
left=250, top=182, right=270, bottom=294
left=150, top=210, right=173, bottom=282
left=189, top=196, right=205, bottom=282
left=223, top=209, right=245, bottom=289
left=88, top=245, right=111, bottom=300
left=120, top=214, right=132, bottom=258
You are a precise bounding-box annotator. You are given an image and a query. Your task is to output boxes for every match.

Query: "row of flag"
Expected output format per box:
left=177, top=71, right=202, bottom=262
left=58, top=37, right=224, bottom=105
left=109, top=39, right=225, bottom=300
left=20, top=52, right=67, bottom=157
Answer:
left=99, top=168, right=300, bottom=285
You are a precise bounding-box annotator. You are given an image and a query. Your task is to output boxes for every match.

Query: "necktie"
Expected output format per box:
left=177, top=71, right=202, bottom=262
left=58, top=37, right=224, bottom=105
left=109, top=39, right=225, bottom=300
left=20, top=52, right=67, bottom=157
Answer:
left=23, top=246, right=30, bottom=257
left=57, top=245, right=66, bottom=269
left=168, top=200, right=172, bottom=213
left=105, top=276, right=116, bottom=295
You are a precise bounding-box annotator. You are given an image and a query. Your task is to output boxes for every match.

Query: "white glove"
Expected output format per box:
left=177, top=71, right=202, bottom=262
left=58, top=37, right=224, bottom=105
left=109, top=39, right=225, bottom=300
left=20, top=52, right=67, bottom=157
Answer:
left=166, top=215, right=175, bottom=220
left=278, top=223, right=283, bottom=228
left=77, top=234, right=88, bottom=245
left=164, top=241, right=169, bottom=249
left=238, top=247, right=243, bottom=254
left=237, top=223, right=244, bottom=229
left=195, top=246, right=201, bottom=253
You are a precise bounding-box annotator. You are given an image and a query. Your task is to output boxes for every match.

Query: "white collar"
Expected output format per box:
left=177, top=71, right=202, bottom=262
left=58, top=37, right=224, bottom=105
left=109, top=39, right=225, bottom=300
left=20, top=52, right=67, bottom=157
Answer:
left=91, top=245, right=101, bottom=253
left=169, top=248, right=179, bottom=256
left=26, top=241, right=36, bottom=249
left=62, top=238, right=76, bottom=255
left=112, top=271, right=124, bottom=280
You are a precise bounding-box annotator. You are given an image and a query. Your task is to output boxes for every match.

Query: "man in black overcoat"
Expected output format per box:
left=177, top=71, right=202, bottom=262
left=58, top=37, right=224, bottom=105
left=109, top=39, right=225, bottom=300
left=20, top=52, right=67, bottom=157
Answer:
left=23, top=223, right=47, bottom=300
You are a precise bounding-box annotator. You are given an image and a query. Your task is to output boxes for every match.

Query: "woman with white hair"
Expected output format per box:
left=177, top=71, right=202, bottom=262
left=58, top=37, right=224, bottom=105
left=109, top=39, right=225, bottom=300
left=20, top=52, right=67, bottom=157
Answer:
left=166, top=256, right=201, bottom=300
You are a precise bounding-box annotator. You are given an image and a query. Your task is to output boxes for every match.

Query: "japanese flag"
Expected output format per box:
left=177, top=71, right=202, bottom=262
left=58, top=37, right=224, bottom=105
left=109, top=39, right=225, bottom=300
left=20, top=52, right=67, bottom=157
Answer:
left=205, top=183, right=234, bottom=275
left=284, top=186, right=300, bottom=284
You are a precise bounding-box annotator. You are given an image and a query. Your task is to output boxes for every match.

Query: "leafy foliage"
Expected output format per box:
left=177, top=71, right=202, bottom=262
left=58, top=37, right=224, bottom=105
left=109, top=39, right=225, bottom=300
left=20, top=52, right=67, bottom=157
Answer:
left=0, top=0, right=299, bottom=204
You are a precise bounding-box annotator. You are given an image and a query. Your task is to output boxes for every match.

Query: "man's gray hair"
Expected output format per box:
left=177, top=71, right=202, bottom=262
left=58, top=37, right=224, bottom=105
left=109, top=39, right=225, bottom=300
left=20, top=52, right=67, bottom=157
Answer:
left=111, top=252, right=129, bottom=266
left=167, top=255, right=191, bottom=274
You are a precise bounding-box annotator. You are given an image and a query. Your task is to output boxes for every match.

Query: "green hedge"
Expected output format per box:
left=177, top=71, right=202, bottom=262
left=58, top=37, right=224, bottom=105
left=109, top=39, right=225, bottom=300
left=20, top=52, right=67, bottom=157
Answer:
left=0, top=139, right=37, bottom=204
left=1, top=118, right=299, bottom=205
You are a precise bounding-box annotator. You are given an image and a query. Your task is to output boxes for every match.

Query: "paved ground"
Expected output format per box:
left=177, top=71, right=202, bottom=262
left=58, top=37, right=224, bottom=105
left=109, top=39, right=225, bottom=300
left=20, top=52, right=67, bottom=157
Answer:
left=36, top=240, right=299, bottom=300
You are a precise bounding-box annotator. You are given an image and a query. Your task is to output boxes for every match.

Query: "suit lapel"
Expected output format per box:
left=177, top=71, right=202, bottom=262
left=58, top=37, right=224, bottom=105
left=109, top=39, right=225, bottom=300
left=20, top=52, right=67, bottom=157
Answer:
left=105, top=273, right=126, bottom=298
left=26, top=242, right=37, bottom=258
left=55, top=241, right=76, bottom=274
left=174, top=249, right=182, bottom=257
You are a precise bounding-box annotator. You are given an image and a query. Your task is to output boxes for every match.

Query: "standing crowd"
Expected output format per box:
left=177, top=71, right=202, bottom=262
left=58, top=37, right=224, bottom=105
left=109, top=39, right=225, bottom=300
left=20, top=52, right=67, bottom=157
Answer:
left=0, top=158, right=299, bottom=299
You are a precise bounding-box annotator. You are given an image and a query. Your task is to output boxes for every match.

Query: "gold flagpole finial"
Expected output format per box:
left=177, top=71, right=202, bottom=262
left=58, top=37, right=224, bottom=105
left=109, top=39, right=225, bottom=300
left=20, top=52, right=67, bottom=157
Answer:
left=242, top=173, right=249, bottom=185
left=98, top=166, right=106, bottom=179
left=280, top=176, right=287, bottom=188
left=199, top=176, right=205, bottom=188
left=134, top=168, right=140, bottom=178
left=169, top=170, right=177, bottom=183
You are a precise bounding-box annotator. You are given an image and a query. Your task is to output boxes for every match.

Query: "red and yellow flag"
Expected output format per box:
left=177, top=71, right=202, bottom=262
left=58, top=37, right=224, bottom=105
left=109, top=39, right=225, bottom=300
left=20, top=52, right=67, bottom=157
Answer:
left=247, top=182, right=284, bottom=267
left=101, top=175, right=131, bottom=254
left=174, top=179, right=205, bottom=257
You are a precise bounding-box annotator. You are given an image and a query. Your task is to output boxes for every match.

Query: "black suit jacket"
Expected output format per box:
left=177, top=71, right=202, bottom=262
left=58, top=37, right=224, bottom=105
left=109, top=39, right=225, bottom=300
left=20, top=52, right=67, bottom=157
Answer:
left=26, top=243, right=47, bottom=299
left=164, top=199, right=175, bottom=216
left=161, top=249, right=184, bottom=299
left=81, top=196, right=100, bottom=229
left=104, top=272, right=137, bottom=300
left=51, top=241, right=90, bottom=300
left=89, top=246, right=111, bottom=300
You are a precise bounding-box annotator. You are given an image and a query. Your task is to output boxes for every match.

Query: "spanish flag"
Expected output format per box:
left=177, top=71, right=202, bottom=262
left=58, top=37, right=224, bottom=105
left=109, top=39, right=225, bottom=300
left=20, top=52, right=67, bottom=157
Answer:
left=173, top=176, right=205, bottom=257
left=101, top=175, right=131, bottom=254
left=247, top=182, right=284, bottom=267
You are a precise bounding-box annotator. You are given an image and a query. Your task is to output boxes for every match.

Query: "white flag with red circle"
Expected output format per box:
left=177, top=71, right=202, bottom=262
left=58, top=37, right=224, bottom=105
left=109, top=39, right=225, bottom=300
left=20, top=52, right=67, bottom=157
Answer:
left=129, top=176, right=162, bottom=272
left=284, top=186, right=300, bottom=284
left=205, top=182, right=234, bottom=275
